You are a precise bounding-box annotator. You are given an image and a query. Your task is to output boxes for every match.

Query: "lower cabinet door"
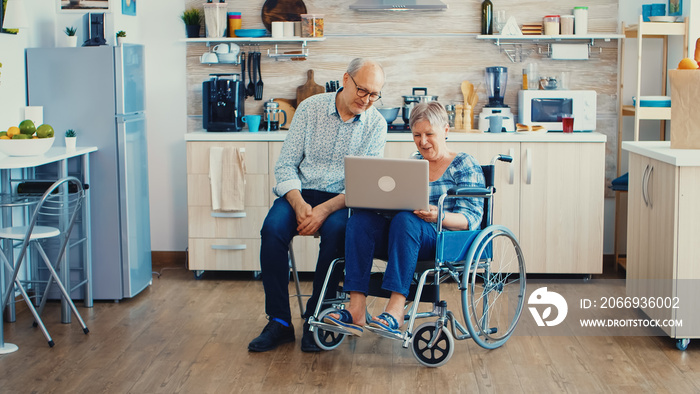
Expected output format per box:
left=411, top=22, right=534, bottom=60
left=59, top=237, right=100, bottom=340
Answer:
left=188, top=238, right=261, bottom=271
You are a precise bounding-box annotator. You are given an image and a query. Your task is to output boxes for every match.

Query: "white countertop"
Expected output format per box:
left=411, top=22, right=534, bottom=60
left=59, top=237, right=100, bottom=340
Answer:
left=0, top=147, right=98, bottom=169
left=622, top=141, right=700, bottom=167
left=185, top=131, right=607, bottom=143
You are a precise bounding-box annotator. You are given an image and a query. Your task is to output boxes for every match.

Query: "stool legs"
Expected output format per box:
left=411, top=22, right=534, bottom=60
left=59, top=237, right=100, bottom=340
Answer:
left=288, top=242, right=306, bottom=319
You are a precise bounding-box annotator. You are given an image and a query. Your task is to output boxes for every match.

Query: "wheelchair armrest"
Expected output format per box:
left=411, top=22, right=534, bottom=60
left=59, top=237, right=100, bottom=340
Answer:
left=446, top=187, right=492, bottom=197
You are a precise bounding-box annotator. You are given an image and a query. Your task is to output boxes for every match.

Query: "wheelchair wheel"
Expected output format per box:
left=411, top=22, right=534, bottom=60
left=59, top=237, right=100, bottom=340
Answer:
left=461, top=225, right=526, bottom=350
left=411, top=322, right=455, bottom=368
left=314, top=308, right=347, bottom=351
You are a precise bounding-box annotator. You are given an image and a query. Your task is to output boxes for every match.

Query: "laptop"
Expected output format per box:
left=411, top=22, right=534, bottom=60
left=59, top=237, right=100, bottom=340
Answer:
left=344, top=156, right=430, bottom=211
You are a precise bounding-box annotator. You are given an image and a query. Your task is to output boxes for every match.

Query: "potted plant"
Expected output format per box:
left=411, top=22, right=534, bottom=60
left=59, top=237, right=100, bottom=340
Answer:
left=65, top=129, right=77, bottom=151
left=116, top=30, right=126, bottom=46
left=181, top=8, right=202, bottom=38
left=64, top=26, right=78, bottom=47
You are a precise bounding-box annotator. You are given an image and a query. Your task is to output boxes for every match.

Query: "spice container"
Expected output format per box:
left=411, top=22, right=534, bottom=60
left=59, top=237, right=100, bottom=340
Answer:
left=573, top=6, right=588, bottom=35
left=543, top=15, right=560, bottom=36
left=300, top=14, right=324, bottom=37
left=446, top=105, right=456, bottom=128
left=560, top=15, right=574, bottom=35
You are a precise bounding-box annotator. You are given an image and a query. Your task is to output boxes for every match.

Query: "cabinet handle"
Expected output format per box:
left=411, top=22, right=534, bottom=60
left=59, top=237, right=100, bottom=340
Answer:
left=642, top=164, right=649, bottom=206
left=525, top=148, right=532, bottom=185
left=211, top=244, right=247, bottom=250
left=211, top=211, right=247, bottom=218
left=508, top=147, right=515, bottom=185
left=646, top=165, right=653, bottom=209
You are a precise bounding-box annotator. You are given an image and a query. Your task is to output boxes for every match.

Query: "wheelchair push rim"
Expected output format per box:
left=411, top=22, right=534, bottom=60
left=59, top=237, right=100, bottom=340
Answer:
left=461, top=225, right=526, bottom=350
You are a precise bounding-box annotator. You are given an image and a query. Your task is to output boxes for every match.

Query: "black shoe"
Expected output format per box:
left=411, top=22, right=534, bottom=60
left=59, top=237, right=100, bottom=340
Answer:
left=301, top=321, right=321, bottom=353
left=248, top=320, right=295, bottom=352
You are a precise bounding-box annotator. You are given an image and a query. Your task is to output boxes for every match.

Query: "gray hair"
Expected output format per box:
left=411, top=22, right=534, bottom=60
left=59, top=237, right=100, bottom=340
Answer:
left=347, top=58, right=385, bottom=80
left=409, top=101, right=449, bottom=130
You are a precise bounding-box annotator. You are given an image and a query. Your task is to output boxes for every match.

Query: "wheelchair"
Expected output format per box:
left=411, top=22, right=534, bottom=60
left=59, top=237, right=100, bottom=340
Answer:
left=306, top=154, right=526, bottom=367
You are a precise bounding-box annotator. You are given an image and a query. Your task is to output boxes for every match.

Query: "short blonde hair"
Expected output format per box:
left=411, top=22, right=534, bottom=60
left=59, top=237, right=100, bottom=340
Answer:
left=409, top=101, right=448, bottom=130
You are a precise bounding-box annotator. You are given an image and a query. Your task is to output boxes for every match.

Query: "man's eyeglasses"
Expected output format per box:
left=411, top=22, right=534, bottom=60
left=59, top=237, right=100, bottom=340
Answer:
left=349, top=75, right=381, bottom=102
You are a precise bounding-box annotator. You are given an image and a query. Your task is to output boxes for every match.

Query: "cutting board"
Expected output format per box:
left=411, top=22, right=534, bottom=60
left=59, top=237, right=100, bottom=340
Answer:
left=296, top=70, right=325, bottom=106
left=273, top=98, right=296, bottom=129
left=261, top=0, right=307, bottom=31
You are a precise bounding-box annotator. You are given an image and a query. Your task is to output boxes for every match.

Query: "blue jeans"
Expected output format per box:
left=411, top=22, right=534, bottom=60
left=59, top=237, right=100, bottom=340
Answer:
left=344, top=210, right=437, bottom=298
left=260, top=190, right=348, bottom=323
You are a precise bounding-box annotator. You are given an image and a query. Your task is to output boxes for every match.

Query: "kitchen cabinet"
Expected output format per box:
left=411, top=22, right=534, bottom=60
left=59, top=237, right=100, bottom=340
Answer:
left=614, top=16, right=688, bottom=270
left=186, top=132, right=605, bottom=275
left=186, top=141, right=270, bottom=273
left=624, top=141, right=700, bottom=350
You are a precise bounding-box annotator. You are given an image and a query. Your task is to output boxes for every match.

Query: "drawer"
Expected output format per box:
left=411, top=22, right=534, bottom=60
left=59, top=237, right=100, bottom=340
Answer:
left=188, top=206, right=268, bottom=238
left=187, top=141, right=268, bottom=175
left=188, top=238, right=261, bottom=271
left=187, top=173, right=269, bottom=207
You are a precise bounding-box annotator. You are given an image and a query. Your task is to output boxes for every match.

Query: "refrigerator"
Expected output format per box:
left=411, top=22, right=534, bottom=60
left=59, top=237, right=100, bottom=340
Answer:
left=26, top=44, right=152, bottom=300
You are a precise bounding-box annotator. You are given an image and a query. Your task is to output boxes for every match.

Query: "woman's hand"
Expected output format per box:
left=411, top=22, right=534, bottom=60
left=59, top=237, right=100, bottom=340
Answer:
left=413, top=205, right=439, bottom=223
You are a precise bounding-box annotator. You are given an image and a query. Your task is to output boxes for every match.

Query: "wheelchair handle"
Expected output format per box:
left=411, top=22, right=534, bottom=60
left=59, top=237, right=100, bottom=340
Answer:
left=491, top=154, right=513, bottom=165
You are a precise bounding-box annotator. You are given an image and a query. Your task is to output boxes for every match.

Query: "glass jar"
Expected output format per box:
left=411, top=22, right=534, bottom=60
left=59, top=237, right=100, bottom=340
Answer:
left=543, top=15, right=560, bottom=36
left=300, top=14, right=324, bottom=37
left=445, top=105, right=456, bottom=128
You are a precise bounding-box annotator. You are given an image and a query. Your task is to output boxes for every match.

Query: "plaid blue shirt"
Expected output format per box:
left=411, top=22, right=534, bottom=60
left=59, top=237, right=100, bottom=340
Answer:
left=418, top=152, right=485, bottom=231
left=274, top=91, right=387, bottom=197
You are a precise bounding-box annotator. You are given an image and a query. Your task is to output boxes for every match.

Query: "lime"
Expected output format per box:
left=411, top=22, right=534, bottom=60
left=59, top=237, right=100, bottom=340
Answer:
left=36, top=124, right=54, bottom=138
left=0, top=131, right=6, bottom=137
left=12, top=134, right=30, bottom=139
left=19, top=119, right=36, bottom=135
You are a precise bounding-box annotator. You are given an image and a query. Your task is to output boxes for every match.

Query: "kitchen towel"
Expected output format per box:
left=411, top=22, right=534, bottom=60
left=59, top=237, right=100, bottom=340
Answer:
left=209, top=146, right=247, bottom=211
left=670, top=70, right=700, bottom=149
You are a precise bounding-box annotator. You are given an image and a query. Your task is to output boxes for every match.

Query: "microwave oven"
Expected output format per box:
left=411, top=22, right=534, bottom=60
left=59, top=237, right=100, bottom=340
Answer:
left=518, top=90, right=597, bottom=131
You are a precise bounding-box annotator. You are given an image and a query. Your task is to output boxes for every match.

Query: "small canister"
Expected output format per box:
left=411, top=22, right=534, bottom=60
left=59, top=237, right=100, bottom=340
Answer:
left=573, top=6, right=588, bottom=35
left=560, top=15, right=574, bottom=35
left=445, top=105, right=456, bottom=128
left=543, top=15, right=560, bottom=36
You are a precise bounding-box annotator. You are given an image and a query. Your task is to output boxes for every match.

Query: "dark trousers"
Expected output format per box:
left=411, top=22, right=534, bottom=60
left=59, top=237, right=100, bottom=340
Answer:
left=260, top=190, right=348, bottom=323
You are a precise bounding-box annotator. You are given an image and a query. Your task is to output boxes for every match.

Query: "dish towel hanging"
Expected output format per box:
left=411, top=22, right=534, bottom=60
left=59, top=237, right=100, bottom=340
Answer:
left=209, top=146, right=246, bottom=211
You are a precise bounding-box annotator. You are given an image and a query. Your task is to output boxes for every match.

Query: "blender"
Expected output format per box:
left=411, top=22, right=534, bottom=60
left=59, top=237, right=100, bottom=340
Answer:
left=477, top=66, right=516, bottom=132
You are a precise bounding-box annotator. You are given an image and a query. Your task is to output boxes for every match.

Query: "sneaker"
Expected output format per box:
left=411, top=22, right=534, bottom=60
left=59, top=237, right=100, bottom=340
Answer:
left=248, top=320, right=295, bottom=352
left=301, top=321, right=321, bottom=352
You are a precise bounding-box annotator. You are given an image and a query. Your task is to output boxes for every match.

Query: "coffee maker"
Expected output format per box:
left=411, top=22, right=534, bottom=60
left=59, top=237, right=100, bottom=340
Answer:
left=477, top=66, right=516, bottom=132
left=203, top=73, right=245, bottom=131
left=263, top=99, right=287, bottom=131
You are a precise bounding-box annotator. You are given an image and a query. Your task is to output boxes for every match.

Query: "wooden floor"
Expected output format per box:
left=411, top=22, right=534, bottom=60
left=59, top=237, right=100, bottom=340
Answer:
left=1, top=262, right=700, bottom=393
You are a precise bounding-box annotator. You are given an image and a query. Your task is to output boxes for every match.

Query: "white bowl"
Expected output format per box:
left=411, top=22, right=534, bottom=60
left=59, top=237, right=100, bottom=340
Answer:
left=649, top=16, right=678, bottom=22
left=0, top=137, right=55, bottom=157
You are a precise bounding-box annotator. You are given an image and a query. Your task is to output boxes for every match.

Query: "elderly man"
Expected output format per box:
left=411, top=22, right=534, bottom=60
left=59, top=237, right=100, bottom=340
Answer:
left=248, top=58, right=387, bottom=353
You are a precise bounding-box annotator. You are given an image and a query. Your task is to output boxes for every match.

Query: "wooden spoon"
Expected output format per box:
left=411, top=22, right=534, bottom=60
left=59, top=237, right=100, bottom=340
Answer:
left=461, top=81, right=473, bottom=107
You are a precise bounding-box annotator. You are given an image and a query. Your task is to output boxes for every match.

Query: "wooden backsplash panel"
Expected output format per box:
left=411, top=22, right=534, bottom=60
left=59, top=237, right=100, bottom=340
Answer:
left=186, top=0, right=620, bottom=190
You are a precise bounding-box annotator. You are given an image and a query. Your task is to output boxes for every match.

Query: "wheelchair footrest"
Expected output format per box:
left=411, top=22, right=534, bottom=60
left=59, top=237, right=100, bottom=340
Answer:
left=364, top=325, right=405, bottom=341
left=309, top=320, right=356, bottom=336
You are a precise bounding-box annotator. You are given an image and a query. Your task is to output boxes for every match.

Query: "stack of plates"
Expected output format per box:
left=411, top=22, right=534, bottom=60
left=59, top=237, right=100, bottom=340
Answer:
left=649, top=16, right=678, bottom=22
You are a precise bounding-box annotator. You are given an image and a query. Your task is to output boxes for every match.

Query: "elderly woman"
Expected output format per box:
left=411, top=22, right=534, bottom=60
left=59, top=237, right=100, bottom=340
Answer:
left=325, top=101, right=485, bottom=335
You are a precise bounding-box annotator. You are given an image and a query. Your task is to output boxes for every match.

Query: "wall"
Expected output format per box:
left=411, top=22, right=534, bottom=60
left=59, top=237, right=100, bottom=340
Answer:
left=0, top=0, right=188, bottom=252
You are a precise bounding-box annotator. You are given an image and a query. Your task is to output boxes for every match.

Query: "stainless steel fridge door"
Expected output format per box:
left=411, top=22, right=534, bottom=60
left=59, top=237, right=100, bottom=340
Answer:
left=114, top=44, right=146, bottom=115
left=116, top=114, right=152, bottom=297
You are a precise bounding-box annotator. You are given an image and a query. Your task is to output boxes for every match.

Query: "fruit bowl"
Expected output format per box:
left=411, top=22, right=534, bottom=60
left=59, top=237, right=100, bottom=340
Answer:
left=0, top=137, right=55, bottom=157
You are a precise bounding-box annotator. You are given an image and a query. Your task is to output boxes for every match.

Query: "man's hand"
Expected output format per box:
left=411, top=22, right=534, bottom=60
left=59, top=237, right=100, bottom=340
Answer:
left=296, top=204, right=331, bottom=235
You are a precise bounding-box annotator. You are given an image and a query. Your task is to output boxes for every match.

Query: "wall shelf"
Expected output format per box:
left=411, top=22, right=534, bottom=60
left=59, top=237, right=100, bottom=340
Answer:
left=183, top=37, right=325, bottom=46
left=477, top=34, right=624, bottom=62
